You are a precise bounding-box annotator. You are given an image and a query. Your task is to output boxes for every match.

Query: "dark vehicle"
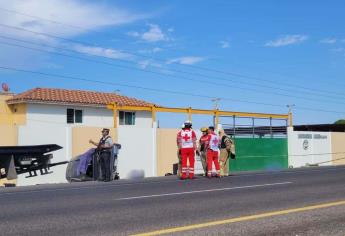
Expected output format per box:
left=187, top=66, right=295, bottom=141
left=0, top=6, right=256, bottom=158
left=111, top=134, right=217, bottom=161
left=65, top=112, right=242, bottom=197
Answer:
left=66, top=144, right=121, bottom=182
left=0, top=144, right=67, bottom=181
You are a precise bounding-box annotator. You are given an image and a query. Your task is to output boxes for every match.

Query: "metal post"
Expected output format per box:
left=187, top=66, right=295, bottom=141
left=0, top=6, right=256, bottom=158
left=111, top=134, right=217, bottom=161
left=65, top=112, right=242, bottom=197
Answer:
left=270, top=117, right=273, bottom=138
left=113, top=103, right=118, bottom=128
left=252, top=117, right=255, bottom=138
left=215, top=110, right=219, bottom=130
left=188, top=107, right=192, bottom=121
left=233, top=115, right=236, bottom=137
left=151, top=106, right=156, bottom=128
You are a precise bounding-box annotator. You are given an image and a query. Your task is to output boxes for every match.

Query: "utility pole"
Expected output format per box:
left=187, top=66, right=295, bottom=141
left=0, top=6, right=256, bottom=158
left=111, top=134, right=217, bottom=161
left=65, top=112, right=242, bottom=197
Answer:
left=211, top=98, right=221, bottom=110
left=212, top=98, right=221, bottom=128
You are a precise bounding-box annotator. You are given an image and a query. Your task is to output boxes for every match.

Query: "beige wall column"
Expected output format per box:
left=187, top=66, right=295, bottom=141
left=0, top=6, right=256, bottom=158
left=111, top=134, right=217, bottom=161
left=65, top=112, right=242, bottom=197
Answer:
left=156, top=128, right=179, bottom=176
left=331, top=132, right=345, bottom=165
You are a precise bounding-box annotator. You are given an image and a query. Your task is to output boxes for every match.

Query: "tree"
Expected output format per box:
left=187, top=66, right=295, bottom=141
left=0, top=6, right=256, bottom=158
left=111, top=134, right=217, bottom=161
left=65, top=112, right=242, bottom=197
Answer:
left=334, top=119, right=345, bottom=125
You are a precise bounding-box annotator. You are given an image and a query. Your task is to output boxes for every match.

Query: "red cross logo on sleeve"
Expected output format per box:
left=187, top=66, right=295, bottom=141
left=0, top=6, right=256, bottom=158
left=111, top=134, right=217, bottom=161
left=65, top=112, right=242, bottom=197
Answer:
left=183, top=133, right=190, bottom=142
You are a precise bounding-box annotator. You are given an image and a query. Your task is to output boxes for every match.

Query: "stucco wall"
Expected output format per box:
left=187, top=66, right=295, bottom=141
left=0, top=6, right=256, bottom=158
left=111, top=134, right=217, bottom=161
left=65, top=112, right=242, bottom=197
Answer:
left=72, top=127, right=117, bottom=157
left=117, top=127, right=156, bottom=178
left=17, top=124, right=71, bottom=186
left=26, top=103, right=152, bottom=128
left=0, top=125, right=18, bottom=146
left=0, top=93, right=14, bottom=125
left=156, top=129, right=204, bottom=176
left=156, top=129, right=179, bottom=176
left=288, top=128, right=332, bottom=168
left=0, top=94, right=27, bottom=125
left=331, top=132, right=345, bottom=165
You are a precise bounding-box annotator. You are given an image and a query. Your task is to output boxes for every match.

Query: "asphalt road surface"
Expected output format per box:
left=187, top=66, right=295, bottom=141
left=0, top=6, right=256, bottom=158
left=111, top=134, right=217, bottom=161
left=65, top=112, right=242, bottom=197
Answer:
left=1, top=166, right=345, bottom=236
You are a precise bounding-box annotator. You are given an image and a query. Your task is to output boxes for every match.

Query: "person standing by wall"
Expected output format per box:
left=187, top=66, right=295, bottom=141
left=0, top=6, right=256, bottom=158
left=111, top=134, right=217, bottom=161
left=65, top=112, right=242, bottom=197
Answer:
left=197, top=127, right=209, bottom=176
left=206, top=126, right=220, bottom=178
left=176, top=123, right=185, bottom=178
left=89, top=128, right=113, bottom=182
left=177, top=121, right=197, bottom=180
left=218, top=128, right=235, bottom=177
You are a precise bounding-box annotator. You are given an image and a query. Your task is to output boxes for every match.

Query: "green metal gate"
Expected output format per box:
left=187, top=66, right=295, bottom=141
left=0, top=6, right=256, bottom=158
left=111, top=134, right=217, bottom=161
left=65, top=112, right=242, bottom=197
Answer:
left=230, top=138, right=288, bottom=172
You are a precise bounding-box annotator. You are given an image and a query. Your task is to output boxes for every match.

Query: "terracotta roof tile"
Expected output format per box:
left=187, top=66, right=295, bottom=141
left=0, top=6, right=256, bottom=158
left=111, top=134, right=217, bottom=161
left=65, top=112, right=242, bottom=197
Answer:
left=6, top=88, right=156, bottom=107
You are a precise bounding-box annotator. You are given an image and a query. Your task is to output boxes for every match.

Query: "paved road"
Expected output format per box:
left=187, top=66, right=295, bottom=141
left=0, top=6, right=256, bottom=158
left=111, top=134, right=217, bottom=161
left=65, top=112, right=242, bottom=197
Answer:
left=1, top=166, right=345, bottom=235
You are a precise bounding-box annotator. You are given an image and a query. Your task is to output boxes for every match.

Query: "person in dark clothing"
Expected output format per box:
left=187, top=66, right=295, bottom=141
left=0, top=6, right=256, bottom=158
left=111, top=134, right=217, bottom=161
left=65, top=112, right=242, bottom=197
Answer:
left=89, top=128, right=113, bottom=182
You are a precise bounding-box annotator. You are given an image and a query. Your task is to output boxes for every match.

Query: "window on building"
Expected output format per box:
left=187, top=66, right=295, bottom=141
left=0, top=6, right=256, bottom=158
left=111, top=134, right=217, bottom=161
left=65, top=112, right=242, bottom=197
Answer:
left=119, top=111, right=135, bottom=125
left=67, top=109, right=83, bottom=124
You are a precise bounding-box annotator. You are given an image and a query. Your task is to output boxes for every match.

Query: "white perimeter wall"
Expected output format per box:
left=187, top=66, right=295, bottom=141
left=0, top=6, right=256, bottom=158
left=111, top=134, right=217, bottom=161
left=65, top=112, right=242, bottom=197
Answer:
left=117, top=127, right=156, bottom=178
left=288, top=128, right=332, bottom=168
left=17, top=123, right=71, bottom=186
left=26, top=104, right=152, bottom=128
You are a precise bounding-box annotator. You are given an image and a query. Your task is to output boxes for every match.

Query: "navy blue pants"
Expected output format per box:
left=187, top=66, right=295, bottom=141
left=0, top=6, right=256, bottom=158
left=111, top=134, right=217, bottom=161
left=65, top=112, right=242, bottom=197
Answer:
left=100, top=152, right=111, bottom=181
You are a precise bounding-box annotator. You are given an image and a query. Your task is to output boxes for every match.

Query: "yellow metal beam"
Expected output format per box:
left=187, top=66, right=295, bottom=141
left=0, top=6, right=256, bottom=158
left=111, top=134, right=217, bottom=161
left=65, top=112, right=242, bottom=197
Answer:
left=106, top=104, right=289, bottom=122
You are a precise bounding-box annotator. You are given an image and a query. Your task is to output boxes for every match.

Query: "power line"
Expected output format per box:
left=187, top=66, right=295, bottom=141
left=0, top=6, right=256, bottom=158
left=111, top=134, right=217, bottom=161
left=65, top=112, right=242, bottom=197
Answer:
left=1, top=34, right=345, bottom=101
left=0, top=65, right=344, bottom=114
left=0, top=21, right=344, bottom=98
left=2, top=40, right=345, bottom=107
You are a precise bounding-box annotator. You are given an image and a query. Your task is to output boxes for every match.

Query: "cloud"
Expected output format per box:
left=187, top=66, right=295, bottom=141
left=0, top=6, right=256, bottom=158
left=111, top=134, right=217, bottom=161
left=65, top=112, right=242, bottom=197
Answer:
left=220, top=40, right=230, bottom=48
left=138, top=47, right=162, bottom=54
left=128, top=24, right=170, bottom=42
left=331, top=48, right=345, bottom=53
left=320, top=38, right=337, bottom=44
left=73, top=45, right=132, bottom=59
left=167, top=56, right=205, bottom=65
left=0, top=0, right=148, bottom=67
left=265, top=35, right=308, bottom=47
left=0, top=0, right=148, bottom=40
left=138, top=60, right=162, bottom=69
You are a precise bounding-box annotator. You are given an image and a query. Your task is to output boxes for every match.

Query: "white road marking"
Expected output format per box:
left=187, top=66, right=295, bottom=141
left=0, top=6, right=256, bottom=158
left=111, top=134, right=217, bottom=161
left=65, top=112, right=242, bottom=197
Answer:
left=114, top=181, right=293, bottom=201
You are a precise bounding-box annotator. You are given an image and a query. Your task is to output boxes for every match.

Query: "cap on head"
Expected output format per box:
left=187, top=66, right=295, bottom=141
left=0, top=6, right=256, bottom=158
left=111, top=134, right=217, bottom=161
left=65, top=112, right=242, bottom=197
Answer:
left=184, top=120, right=192, bottom=128
left=200, top=127, right=208, bottom=132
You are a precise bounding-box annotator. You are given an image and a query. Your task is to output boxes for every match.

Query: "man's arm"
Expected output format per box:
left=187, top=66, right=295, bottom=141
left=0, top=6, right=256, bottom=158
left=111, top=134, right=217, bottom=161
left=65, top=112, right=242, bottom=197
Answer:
left=89, top=139, right=98, bottom=147
left=177, top=131, right=182, bottom=149
left=192, top=131, right=197, bottom=150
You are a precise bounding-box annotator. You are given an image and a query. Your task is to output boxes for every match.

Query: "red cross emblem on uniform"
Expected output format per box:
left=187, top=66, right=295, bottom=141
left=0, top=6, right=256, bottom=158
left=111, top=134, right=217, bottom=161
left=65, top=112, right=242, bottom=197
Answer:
left=183, top=134, right=190, bottom=142
left=212, top=138, right=218, bottom=145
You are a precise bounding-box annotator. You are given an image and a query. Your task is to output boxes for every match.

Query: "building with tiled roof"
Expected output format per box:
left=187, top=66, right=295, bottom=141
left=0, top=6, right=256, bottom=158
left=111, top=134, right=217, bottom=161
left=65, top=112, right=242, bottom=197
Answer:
left=7, top=88, right=155, bottom=107
left=2, top=87, right=157, bottom=128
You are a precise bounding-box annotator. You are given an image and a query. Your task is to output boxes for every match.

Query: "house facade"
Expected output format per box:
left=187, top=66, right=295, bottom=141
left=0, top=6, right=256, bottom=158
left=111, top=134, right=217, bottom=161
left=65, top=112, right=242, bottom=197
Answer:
left=5, top=87, right=154, bottom=128
left=1, top=88, right=159, bottom=186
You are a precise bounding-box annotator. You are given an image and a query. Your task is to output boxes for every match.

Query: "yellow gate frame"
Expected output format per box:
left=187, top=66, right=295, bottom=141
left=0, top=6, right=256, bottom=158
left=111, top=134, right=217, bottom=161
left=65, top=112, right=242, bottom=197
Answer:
left=107, top=103, right=292, bottom=128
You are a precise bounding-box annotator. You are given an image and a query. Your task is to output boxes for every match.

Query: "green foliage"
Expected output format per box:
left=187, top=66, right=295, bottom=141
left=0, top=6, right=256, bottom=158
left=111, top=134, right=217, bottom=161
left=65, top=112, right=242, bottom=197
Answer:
left=334, top=119, right=345, bottom=125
